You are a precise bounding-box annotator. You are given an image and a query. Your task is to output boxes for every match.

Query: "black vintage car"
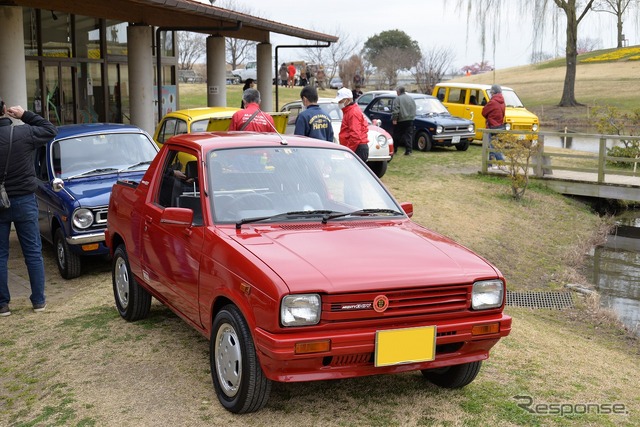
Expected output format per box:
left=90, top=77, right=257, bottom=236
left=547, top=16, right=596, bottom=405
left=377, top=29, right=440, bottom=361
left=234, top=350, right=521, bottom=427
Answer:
left=363, top=93, right=475, bottom=151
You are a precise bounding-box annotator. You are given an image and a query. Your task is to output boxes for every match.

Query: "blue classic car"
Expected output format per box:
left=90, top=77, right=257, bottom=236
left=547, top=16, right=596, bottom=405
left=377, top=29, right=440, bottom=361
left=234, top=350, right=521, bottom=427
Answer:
left=363, top=93, right=475, bottom=151
left=34, top=124, right=159, bottom=279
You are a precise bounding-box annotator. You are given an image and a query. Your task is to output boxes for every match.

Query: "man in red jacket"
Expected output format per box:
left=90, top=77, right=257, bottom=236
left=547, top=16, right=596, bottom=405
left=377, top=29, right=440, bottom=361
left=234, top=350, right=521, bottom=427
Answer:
left=229, top=89, right=276, bottom=132
left=335, top=88, right=369, bottom=162
left=482, top=84, right=506, bottom=165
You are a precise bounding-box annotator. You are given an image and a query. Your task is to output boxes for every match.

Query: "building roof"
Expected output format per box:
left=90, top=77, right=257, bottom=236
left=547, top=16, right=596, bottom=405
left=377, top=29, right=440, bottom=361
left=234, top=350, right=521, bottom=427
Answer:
left=9, top=0, right=338, bottom=43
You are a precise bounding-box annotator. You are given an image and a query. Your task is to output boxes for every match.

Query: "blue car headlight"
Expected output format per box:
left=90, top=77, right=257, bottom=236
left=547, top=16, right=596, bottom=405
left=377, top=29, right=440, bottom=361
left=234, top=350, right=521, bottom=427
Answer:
left=72, top=208, right=94, bottom=229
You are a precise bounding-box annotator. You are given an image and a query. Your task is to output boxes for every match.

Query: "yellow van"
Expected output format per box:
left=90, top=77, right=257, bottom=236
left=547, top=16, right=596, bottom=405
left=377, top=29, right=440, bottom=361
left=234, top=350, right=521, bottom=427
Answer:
left=433, top=83, right=539, bottom=140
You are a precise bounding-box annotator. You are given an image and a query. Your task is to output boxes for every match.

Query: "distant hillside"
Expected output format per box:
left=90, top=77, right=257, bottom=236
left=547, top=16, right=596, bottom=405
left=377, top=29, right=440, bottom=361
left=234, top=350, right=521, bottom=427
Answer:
left=448, top=46, right=640, bottom=132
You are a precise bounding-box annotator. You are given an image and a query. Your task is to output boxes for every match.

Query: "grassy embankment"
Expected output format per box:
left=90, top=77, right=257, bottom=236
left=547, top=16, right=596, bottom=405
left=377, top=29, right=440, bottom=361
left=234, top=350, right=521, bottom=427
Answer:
left=1, top=50, right=640, bottom=426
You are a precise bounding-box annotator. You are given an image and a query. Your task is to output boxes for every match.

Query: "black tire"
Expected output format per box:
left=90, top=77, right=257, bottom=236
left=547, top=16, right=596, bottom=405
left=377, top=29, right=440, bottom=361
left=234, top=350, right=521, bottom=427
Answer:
left=421, top=360, right=482, bottom=389
left=367, top=160, right=388, bottom=178
left=54, top=228, right=82, bottom=279
left=416, top=131, right=433, bottom=152
left=455, top=140, right=470, bottom=151
left=211, top=305, right=272, bottom=414
left=112, top=244, right=151, bottom=321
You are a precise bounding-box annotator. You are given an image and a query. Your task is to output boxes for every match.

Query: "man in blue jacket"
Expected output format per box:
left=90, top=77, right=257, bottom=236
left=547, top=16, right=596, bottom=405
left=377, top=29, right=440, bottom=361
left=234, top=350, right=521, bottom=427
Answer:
left=0, top=100, right=57, bottom=317
left=294, top=86, right=334, bottom=142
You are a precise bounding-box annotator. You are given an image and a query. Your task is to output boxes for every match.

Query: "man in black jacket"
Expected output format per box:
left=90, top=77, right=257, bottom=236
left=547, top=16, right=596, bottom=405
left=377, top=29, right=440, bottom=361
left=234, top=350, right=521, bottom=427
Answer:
left=0, top=100, right=57, bottom=317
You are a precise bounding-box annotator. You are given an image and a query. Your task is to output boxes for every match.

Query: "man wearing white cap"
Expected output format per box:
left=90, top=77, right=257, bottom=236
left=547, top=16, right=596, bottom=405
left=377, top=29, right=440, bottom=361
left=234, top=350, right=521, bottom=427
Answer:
left=334, top=87, right=369, bottom=162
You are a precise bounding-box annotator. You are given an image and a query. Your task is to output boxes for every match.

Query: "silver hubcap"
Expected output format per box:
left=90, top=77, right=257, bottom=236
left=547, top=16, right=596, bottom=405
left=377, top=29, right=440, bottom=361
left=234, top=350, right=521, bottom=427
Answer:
left=57, top=241, right=66, bottom=268
left=215, top=322, right=242, bottom=397
left=114, top=257, right=129, bottom=308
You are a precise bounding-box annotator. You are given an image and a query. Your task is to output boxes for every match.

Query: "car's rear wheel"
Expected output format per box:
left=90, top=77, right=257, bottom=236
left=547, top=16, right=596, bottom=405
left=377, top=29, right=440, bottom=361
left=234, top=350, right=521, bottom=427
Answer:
left=54, top=228, right=82, bottom=279
left=416, top=131, right=433, bottom=152
left=367, top=160, right=388, bottom=178
left=421, top=360, right=482, bottom=388
left=455, top=140, right=470, bottom=151
left=112, top=244, right=151, bottom=321
left=211, top=305, right=271, bottom=414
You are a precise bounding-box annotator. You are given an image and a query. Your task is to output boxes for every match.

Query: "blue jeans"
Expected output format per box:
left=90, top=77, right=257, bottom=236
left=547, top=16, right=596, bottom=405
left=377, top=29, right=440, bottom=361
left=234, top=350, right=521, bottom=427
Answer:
left=0, top=193, right=46, bottom=306
left=488, top=125, right=506, bottom=162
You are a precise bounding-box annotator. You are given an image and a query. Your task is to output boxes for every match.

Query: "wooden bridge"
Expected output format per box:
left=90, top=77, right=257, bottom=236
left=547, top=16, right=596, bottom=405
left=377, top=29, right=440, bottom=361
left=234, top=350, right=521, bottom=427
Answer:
left=481, top=130, right=640, bottom=202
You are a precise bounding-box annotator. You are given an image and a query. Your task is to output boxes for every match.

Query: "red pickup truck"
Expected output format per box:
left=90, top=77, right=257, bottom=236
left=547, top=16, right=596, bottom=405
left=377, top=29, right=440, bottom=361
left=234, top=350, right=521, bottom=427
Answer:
left=105, top=132, right=511, bottom=414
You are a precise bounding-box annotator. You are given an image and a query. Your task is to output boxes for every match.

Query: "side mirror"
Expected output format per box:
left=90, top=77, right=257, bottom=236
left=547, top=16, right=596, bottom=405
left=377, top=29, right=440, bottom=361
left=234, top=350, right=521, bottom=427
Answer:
left=52, top=178, right=64, bottom=192
left=400, top=202, right=413, bottom=218
left=160, top=207, right=194, bottom=226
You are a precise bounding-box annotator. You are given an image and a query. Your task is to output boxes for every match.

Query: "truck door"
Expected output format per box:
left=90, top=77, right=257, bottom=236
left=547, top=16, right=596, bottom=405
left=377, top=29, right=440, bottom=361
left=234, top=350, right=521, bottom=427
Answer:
left=141, top=148, right=204, bottom=324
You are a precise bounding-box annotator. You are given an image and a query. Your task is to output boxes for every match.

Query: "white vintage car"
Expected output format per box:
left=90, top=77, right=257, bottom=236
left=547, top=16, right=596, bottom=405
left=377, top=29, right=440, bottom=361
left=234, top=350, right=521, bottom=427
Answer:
left=281, top=98, right=394, bottom=178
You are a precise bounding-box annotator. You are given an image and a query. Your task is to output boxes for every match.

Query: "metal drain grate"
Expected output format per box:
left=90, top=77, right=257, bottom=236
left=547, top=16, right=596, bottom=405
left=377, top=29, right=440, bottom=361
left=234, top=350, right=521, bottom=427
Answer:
left=506, top=291, right=574, bottom=310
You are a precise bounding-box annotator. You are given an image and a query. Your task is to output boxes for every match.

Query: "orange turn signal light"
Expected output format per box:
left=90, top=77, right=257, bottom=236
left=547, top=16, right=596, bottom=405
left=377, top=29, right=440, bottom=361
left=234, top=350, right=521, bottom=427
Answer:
left=471, top=323, right=500, bottom=336
left=81, top=243, right=99, bottom=251
left=294, top=340, right=331, bottom=355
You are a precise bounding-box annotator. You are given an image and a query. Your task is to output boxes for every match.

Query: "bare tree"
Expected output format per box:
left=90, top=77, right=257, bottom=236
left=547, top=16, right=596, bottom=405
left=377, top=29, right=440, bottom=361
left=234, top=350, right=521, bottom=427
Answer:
left=455, top=0, right=596, bottom=107
left=592, top=0, right=639, bottom=47
left=177, top=32, right=207, bottom=70
left=577, top=36, right=602, bottom=52
left=413, top=46, right=455, bottom=94
left=304, top=27, right=359, bottom=82
left=338, top=55, right=366, bottom=89
left=217, top=0, right=258, bottom=70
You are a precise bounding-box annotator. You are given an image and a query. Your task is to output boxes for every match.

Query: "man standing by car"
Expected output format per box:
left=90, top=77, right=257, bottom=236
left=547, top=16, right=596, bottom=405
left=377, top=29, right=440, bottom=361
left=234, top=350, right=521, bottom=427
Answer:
left=392, top=86, right=416, bottom=156
left=482, top=84, right=506, bottom=166
left=335, top=88, right=369, bottom=162
left=294, top=86, right=334, bottom=142
left=0, top=100, right=57, bottom=316
left=229, top=89, right=276, bottom=133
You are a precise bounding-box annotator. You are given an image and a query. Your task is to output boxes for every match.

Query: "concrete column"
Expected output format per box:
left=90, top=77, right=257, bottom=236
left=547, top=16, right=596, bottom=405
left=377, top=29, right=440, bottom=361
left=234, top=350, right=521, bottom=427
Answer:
left=0, top=7, right=28, bottom=109
left=127, top=24, right=154, bottom=135
left=256, top=43, right=273, bottom=111
left=206, top=35, right=226, bottom=107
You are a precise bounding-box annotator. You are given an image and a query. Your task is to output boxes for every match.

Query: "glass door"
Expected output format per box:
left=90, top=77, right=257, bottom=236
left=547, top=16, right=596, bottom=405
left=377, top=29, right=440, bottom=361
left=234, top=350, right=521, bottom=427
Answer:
left=43, top=63, right=76, bottom=125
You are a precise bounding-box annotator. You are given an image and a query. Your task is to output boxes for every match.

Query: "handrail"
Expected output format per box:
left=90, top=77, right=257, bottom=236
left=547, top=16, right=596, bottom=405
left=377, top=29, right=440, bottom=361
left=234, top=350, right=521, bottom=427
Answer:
left=480, top=129, right=640, bottom=183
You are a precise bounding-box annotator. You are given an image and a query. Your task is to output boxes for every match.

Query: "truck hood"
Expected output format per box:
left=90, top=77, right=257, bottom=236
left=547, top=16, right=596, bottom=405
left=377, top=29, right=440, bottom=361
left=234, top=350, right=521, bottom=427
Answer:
left=416, top=114, right=472, bottom=127
left=505, top=107, right=538, bottom=122
left=226, top=221, right=499, bottom=294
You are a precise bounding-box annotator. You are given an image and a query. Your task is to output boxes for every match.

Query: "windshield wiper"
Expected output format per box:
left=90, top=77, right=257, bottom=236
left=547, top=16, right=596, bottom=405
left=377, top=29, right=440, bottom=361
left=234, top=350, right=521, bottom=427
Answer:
left=120, top=160, right=153, bottom=171
left=67, top=168, right=120, bottom=179
left=322, top=208, right=404, bottom=224
left=235, top=210, right=337, bottom=229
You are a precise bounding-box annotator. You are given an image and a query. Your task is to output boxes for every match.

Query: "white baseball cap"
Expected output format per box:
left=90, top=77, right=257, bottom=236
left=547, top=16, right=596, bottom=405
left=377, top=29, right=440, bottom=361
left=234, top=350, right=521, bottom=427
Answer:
left=334, top=87, right=353, bottom=103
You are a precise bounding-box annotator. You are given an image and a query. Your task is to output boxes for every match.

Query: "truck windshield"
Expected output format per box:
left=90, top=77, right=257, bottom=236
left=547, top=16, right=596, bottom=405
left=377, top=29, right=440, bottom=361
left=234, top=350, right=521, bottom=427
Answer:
left=208, top=146, right=401, bottom=224
left=500, top=90, right=525, bottom=108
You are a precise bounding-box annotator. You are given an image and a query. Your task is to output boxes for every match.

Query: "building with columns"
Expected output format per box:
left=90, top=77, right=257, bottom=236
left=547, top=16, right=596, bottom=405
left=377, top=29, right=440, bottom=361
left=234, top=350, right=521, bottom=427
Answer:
left=0, top=0, right=337, bottom=134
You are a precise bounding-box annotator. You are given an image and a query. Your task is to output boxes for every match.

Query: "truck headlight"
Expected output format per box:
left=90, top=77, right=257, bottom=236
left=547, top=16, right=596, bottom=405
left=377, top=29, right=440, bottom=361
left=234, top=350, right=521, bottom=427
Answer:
left=436, top=125, right=443, bottom=134
left=532, top=124, right=539, bottom=132
left=504, top=123, right=511, bottom=131
left=72, top=208, right=94, bottom=229
left=281, top=294, right=321, bottom=326
left=471, top=280, right=504, bottom=310
left=468, top=124, right=475, bottom=132
left=376, top=134, right=388, bottom=147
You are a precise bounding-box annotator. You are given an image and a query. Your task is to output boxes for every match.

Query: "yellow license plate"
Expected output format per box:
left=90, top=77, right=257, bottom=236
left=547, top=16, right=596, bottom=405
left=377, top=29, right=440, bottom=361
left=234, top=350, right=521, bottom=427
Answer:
left=374, top=325, right=436, bottom=367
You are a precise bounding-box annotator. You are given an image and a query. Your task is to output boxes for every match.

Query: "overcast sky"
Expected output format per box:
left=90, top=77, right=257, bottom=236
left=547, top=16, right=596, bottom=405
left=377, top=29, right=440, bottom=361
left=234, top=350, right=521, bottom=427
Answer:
left=205, top=0, right=637, bottom=71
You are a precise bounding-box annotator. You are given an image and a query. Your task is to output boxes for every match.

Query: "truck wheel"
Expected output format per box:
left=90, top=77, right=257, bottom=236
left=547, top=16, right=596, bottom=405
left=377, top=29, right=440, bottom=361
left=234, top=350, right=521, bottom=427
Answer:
left=416, top=131, right=433, bottom=152
left=211, top=305, right=272, bottom=413
left=367, top=160, right=387, bottom=178
left=455, top=140, right=470, bottom=151
left=112, top=244, right=151, bottom=321
left=54, top=228, right=82, bottom=279
left=421, top=360, right=482, bottom=388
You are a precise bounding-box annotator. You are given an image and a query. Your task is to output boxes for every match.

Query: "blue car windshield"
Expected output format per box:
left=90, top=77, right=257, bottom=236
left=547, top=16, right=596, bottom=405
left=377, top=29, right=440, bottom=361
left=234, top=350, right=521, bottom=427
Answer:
left=53, top=132, right=158, bottom=179
left=415, top=98, right=449, bottom=115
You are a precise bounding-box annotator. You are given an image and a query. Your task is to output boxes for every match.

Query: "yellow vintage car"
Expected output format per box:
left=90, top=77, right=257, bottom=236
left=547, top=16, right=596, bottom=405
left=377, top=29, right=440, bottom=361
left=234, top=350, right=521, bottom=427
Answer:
left=153, top=107, right=289, bottom=147
left=433, top=83, right=539, bottom=140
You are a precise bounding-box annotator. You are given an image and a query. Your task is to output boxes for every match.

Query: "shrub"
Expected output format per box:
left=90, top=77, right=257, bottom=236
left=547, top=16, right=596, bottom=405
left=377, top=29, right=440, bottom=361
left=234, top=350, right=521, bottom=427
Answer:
left=491, top=132, right=541, bottom=200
